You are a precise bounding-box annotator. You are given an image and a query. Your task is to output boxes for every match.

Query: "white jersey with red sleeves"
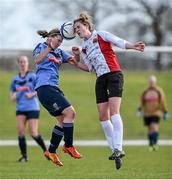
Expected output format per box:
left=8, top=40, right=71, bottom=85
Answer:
left=81, top=30, right=126, bottom=77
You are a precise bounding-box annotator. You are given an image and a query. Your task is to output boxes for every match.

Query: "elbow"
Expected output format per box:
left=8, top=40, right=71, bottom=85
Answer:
left=34, top=58, right=38, bottom=64
left=34, top=58, right=40, bottom=64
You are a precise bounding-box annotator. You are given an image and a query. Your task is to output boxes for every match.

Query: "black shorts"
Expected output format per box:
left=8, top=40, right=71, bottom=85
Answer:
left=36, top=85, right=71, bottom=117
left=95, top=71, right=124, bottom=104
left=144, top=116, right=160, bottom=126
left=16, top=111, right=40, bottom=120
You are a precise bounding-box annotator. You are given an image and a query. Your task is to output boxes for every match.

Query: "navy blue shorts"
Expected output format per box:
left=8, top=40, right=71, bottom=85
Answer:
left=36, top=85, right=71, bottom=117
left=95, top=71, right=124, bottom=104
left=144, top=116, right=160, bottom=126
left=16, top=111, right=40, bottom=120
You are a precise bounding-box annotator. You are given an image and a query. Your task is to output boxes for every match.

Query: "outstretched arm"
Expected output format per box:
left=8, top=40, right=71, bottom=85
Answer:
left=125, top=41, right=145, bottom=52
left=98, top=31, right=145, bottom=52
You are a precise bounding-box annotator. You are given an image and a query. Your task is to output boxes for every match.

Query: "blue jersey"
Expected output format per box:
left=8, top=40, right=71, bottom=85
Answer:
left=33, top=42, right=71, bottom=89
left=10, top=71, right=40, bottom=111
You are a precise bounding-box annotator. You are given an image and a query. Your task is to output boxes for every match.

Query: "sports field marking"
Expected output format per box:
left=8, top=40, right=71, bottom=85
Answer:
left=0, top=140, right=172, bottom=146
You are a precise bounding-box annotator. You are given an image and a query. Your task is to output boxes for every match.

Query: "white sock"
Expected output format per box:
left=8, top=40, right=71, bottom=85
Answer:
left=111, top=114, right=123, bottom=151
left=101, top=120, right=114, bottom=151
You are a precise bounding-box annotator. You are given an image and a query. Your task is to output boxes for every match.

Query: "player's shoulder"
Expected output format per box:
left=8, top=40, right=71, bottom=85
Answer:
left=33, top=43, right=41, bottom=50
left=27, top=71, right=36, bottom=77
left=12, top=73, right=19, bottom=80
left=96, top=30, right=115, bottom=41
left=156, top=86, right=164, bottom=93
left=96, top=30, right=105, bottom=36
left=11, top=73, right=20, bottom=84
left=56, top=48, right=69, bottom=56
left=33, top=42, right=46, bottom=52
left=97, top=30, right=111, bottom=36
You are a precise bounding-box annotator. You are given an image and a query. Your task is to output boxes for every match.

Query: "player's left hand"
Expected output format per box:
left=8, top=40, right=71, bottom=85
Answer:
left=163, top=112, right=169, bottom=120
left=133, top=42, right=145, bottom=52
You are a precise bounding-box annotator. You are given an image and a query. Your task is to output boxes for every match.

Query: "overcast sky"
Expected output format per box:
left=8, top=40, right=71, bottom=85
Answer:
left=1, top=0, right=171, bottom=50
left=0, top=0, right=135, bottom=50
left=0, top=0, right=76, bottom=50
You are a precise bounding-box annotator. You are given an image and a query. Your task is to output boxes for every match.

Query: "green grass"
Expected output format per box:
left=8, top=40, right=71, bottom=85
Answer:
left=0, top=70, right=172, bottom=140
left=1, top=70, right=172, bottom=179
left=0, top=146, right=172, bottom=179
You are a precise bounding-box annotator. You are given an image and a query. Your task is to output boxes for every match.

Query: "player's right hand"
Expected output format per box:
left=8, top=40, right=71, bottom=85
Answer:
left=72, top=47, right=80, bottom=57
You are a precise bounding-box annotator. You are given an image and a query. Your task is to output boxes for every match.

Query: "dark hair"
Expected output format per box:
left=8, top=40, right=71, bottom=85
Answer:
left=74, top=11, right=94, bottom=31
left=37, top=28, right=61, bottom=38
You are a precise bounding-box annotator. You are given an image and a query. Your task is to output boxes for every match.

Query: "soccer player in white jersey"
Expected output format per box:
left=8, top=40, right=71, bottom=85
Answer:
left=72, top=11, right=145, bottom=170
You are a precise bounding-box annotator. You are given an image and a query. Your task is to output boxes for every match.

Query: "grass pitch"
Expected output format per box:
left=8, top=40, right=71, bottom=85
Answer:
left=0, top=70, right=172, bottom=179
left=0, top=70, right=172, bottom=140
left=0, top=146, right=172, bottom=179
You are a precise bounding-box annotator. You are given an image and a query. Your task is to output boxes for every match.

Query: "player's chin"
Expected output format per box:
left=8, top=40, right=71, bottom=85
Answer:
left=77, top=33, right=84, bottom=39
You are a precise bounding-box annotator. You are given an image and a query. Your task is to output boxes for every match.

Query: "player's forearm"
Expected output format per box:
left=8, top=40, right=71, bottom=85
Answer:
left=74, top=54, right=80, bottom=62
left=125, top=42, right=135, bottom=50
left=75, top=62, right=89, bottom=72
left=34, top=47, right=52, bottom=64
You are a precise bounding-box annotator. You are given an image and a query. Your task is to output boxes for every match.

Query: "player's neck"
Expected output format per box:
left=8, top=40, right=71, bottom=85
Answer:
left=20, top=70, right=28, bottom=77
left=85, top=31, right=92, bottom=40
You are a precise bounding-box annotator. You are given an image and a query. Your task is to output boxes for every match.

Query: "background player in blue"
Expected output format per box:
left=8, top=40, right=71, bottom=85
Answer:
left=33, top=28, right=82, bottom=167
left=10, top=55, right=47, bottom=162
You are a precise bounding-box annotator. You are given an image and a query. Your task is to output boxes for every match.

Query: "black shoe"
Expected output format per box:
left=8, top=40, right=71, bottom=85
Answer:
left=109, top=149, right=125, bottom=160
left=115, top=157, right=122, bottom=170
left=17, top=156, right=28, bottom=162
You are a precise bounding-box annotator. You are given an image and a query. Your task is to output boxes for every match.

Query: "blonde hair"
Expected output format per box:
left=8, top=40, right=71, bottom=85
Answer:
left=74, top=11, right=94, bottom=31
left=37, top=28, right=61, bottom=38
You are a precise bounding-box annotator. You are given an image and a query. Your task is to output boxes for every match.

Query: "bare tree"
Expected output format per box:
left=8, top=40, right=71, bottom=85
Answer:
left=135, top=0, right=172, bottom=70
left=33, top=0, right=172, bottom=70
left=34, top=0, right=101, bottom=26
left=33, top=0, right=119, bottom=28
left=107, top=0, right=172, bottom=70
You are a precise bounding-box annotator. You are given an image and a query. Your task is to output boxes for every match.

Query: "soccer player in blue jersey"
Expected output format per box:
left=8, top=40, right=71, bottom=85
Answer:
left=33, top=28, right=82, bottom=167
left=10, top=55, right=47, bottom=162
